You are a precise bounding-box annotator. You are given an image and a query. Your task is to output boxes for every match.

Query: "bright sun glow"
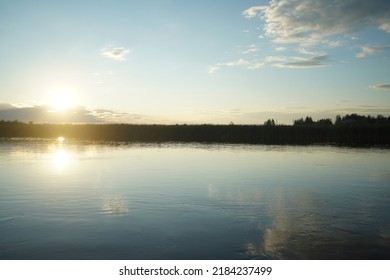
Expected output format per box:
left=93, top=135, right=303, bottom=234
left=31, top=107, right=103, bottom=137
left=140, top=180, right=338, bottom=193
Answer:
left=53, top=149, right=68, bottom=172
left=49, top=91, right=74, bottom=111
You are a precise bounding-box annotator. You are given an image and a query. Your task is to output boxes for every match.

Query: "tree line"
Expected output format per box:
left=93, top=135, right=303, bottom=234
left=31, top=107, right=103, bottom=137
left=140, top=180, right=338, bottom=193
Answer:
left=1, top=114, right=390, bottom=146
left=262, top=114, right=390, bottom=126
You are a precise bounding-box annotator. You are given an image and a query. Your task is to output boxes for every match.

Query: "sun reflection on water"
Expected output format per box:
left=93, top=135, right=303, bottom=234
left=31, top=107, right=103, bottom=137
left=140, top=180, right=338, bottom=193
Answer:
left=49, top=137, right=71, bottom=172
left=52, top=149, right=68, bottom=172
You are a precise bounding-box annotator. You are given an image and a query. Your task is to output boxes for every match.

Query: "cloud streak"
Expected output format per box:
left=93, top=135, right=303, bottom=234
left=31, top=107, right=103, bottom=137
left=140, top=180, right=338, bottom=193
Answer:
left=209, top=54, right=326, bottom=73
left=208, top=58, right=267, bottom=73
left=223, top=59, right=250, bottom=67
left=356, top=46, right=390, bottom=58
left=242, top=45, right=258, bottom=54
left=275, top=55, right=328, bottom=68
left=369, top=84, right=390, bottom=91
left=208, top=59, right=250, bottom=74
left=101, top=47, right=130, bottom=61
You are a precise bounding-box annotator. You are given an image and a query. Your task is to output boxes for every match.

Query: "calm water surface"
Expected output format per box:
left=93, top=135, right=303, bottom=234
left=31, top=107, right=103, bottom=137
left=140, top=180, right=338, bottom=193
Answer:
left=0, top=139, right=389, bottom=259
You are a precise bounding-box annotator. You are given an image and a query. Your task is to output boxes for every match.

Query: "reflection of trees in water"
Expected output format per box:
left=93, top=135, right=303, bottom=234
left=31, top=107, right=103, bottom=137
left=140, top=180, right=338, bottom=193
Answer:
left=244, top=187, right=390, bottom=259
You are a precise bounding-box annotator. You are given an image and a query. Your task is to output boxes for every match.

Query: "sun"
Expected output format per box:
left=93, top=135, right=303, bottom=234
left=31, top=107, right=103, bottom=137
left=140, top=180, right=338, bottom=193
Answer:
left=49, top=90, right=74, bottom=111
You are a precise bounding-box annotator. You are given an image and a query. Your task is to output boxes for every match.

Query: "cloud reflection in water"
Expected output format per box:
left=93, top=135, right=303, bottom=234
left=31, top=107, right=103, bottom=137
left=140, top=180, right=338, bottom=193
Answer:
left=244, top=187, right=390, bottom=259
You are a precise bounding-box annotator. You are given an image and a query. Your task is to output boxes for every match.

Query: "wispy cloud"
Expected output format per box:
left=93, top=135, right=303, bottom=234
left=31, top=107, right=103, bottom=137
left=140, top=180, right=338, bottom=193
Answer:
left=242, top=6, right=265, bottom=19
left=242, top=44, right=258, bottom=54
left=246, top=0, right=390, bottom=45
left=208, top=57, right=269, bottom=73
left=211, top=55, right=328, bottom=72
left=208, top=65, right=221, bottom=74
left=297, top=47, right=325, bottom=56
left=325, top=40, right=342, bottom=48
left=88, top=108, right=143, bottom=123
left=369, top=84, right=390, bottom=91
left=101, top=47, right=130, bottom=61
left=356, top=46, right=390, bottom=58
left=275, top=47, right=286, bottom=52
left=223, top=59, right=250, bottom=67
left=247, top=62, right=265, bottom=70
left=265, top=56, right=289, bottom=63
left=208, top=59, right=250, bottom=74
left=275, top=55, right=328, bottom=68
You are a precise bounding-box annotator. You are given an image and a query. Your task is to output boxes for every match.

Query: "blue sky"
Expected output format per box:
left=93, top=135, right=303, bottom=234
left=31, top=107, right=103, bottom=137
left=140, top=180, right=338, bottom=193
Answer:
left=0, top=0, right=389, bottom=124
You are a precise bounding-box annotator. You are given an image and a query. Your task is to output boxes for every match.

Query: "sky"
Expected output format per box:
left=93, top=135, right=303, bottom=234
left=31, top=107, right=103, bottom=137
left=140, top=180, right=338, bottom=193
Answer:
left=0, top=0, right=390, bottom=124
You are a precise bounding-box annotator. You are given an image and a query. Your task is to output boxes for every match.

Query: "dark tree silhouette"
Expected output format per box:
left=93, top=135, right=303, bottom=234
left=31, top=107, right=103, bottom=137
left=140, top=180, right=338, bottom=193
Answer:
left=316, top=118, right=333, bottom=125
left=264, top=119, right=276, bottom=126
left=1, top=114, right=389, bottom=145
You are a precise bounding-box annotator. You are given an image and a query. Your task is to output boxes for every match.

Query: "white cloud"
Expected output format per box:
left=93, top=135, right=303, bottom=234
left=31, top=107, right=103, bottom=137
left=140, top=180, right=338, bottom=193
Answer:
left=208, top=65, right=221, bottom=74
left=324, top=40, right=342, bottom=48
left=242, top=46, right=258, bottom=54
left=379, top=22, right=390, bottom=32
left=247, top=62, right=264, bottom=70
left=223, top=59, right=250, bottom=67
left=242, top=6, right=265, bottom=19
left=356, top=46, right=390, bottom=58
left=211, top=54, right=328, bottom=72
left=209, top=58, right=264, bottom=74
left=101, top=47, right=130, bottom=61
left=247, top=0, right=390, bottom=44
left=275, top=55, right=328, bottom=68
left=275, top=47, right=286, bottom=52
left=369, top=84, right=390, bottom=91
left=265, top=56, right=289, bottom=62
left=298, top=47, right=320, bottom=56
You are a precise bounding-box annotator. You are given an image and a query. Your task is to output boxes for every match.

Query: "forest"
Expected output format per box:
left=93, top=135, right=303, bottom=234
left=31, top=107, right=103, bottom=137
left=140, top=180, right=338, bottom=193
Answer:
left=1, top=114, right=390, bottom=146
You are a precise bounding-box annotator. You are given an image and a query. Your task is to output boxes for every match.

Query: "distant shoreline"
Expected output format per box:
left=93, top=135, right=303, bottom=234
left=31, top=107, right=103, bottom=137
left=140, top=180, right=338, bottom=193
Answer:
left=1, top=120, right=390, bottom=146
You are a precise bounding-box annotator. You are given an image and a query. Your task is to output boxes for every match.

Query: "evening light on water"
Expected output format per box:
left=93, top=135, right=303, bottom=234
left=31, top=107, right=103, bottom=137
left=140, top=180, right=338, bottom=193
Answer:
left=0, top=0, right=390, bottom=261
left=1, top=140, right=389, bottom=259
